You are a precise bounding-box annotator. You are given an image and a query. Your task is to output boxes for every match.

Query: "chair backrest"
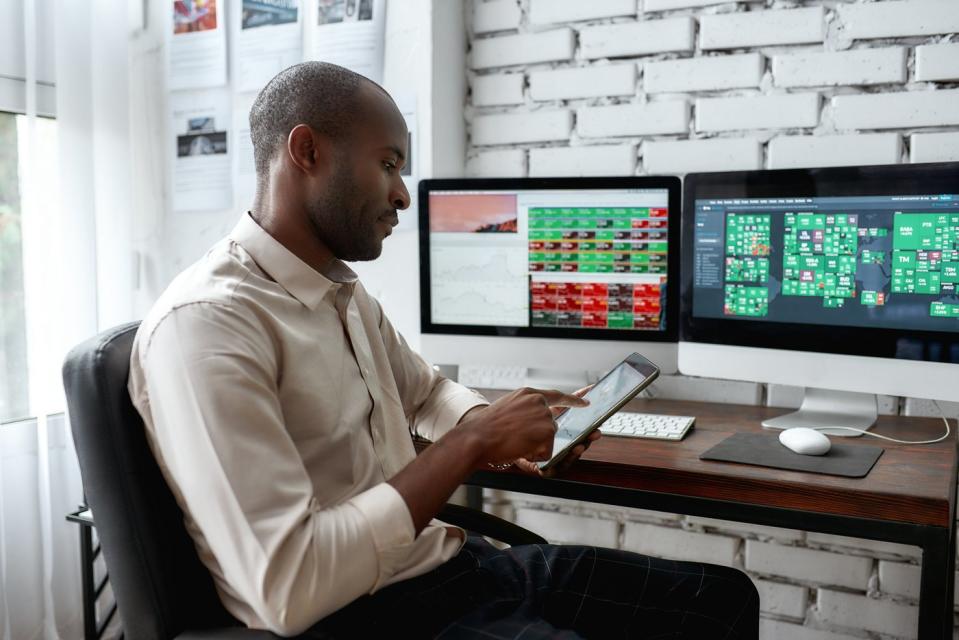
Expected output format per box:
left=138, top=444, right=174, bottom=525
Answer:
left=62, top=322, right=238, bottom=639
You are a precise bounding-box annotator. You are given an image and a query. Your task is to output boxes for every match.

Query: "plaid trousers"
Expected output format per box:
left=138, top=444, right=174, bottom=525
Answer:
left=304, top=536, right=760, bottom=639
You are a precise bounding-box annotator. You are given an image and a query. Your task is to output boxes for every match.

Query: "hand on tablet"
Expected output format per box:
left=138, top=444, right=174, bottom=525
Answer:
left=459, top=387, right=587, bottom=472
left=516, top=384, right=600, bottom=477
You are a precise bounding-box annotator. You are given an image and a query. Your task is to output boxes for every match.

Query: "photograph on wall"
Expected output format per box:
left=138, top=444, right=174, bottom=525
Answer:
left=173, top=0, right=218, bottom=34
left=235, top=0, right=302, bottom=93
left=176, top=117, right=228, bottom=157
left=242, top=0, right=298, bottom=29
left=307, top=0, right=385, bottom=83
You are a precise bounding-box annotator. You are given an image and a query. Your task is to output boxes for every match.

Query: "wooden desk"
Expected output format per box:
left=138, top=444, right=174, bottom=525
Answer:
left=467, top=397, right=957, bottom=639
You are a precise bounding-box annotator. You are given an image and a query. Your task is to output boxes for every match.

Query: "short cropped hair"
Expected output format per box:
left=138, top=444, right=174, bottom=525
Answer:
left=249, top=62, right=365, bottom=184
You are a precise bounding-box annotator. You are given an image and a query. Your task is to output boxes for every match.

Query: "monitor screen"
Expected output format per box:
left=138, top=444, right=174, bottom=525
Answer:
left=419, top=177, right=681, bottom=341
left=682, top=163, right=959, bottom=363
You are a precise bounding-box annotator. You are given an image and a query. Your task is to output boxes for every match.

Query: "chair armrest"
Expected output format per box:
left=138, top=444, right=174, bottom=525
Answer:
left=438, top=503, right=547, bottom=546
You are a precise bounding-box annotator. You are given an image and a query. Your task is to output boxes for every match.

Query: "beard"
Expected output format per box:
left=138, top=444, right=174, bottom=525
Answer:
left=305, top=155, right=386, bottom=262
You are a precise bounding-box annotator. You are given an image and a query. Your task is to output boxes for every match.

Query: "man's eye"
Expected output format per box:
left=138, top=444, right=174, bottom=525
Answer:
left=384, top=161, right=396, bottom=173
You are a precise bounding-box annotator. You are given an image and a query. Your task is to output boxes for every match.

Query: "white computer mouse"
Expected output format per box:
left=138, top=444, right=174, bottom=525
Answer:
left=779, top=427, right=831, bottom=456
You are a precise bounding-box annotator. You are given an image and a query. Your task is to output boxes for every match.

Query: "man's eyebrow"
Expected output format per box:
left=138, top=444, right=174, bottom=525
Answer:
left=382, top=145, right=406, bottom=162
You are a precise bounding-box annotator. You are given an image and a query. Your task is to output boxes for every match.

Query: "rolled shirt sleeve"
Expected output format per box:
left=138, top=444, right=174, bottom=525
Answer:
left=134, top=303, right=416, bottom=636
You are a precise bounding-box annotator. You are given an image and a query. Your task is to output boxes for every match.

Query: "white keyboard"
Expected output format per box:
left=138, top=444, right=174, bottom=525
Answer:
left=600, top=412, right=695, bottom=441
left=457, top=365, right=528, bottom=390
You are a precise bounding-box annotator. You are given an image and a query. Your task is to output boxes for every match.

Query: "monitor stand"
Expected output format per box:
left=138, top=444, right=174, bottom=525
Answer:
left=761, top=388, right=877, bottom=437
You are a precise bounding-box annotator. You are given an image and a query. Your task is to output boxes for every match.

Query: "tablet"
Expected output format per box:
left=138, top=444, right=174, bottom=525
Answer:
left=539, top=353, right=660, bottom=472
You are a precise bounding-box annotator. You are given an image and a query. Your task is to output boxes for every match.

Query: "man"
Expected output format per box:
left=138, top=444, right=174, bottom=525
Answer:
left=129, top=62, right=758, bottom=638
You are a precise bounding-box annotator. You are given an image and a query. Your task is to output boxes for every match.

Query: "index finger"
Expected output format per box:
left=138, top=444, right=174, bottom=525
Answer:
left=529, top=388, right=589, bottom=407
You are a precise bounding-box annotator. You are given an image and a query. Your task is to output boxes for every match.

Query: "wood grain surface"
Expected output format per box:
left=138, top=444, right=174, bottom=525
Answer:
left=464, top=393, right=958, bottom=527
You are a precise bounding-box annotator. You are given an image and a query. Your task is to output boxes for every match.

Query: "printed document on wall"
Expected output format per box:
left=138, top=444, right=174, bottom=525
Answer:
left=233, top=93, right=257, bottom=209
left=307, top=0, right=386, bottom=83
left=169, top=0, right=228, bottom=90
left=170, top=89, right=232, bottom=212
left=234, top=0, right=302, bottom=94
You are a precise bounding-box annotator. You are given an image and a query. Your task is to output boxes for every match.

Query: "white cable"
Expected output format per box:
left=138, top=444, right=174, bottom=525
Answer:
left=811, top=400, right=953, bottom=445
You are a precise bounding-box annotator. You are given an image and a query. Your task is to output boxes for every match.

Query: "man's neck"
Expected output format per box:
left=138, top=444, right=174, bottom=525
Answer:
left=250, top=190, right=336, bottom=275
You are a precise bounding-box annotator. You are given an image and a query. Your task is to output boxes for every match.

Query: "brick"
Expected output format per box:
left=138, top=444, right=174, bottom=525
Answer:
left=529, top=144, right=636, bottom=177
left=578, top=101, right=688, bottom=138
left=766, top=384, right=899, bottom=416
left=700, top=7, right=824, bottom=50
left=529, top=64, right=635, bottom=102
left=471, top=110, right=572, bottom=146
left=472, top=0, right=521, bottom=35
left=744, top=540, right=872, bottom=590
left=647, top=374, right=763, bottom=405
left=623, top=523, right=738, bottom=566
left=879, top=560, right=920, bottom=600
left=910, top=132, right=959, bottom=163
left=773, top=47, right=907, bottom=88
left=645, top=0, right=760, bottom=10
left=832, top=89, right=959, bottom=130
left=754, top=578, right=807, bottom=619
left=901, top=397, right=959, bottom=419
left=529, top=0, right=636, bottom=26
left=759, top=619, right=862, bottom=640
left=805, top=532, right=921, bottom=560
left=768, top=133, right=901, bottom=170
left=817, top=589, right=918, bottom=639
left=471, top=29, right=575, bottom=70
left=643, top=138, right=762, bottom=174
left=645, top=54, right=763, bottom=94
left=685, top=516, right=803, bottom=543
left=580, top=18, right=695, bottom=60
left=514, top=508, right=619, bottom=547
left=472, top=73, right=524, bottom=107
left=696, top=94, right=820, bottom=133
left=466, top=149, right=526, bottom=177
left=916, top=43, right=959, bottom=82
left=838, top=0, right=959, bottom=40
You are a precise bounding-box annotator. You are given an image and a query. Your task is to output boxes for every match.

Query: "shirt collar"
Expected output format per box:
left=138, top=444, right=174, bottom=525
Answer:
left=229, top=212, right=358, bottom=310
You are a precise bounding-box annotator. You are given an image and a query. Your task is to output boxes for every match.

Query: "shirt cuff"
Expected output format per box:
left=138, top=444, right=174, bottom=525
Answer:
left=347, top=483, right=416, bottom=590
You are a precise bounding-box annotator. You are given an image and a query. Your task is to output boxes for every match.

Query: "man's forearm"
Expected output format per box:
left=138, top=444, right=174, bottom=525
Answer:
left=388, top=426, right=482, bottom=534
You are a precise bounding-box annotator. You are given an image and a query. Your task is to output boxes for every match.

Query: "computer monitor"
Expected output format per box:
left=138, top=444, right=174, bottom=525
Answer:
left=418, top=177, right=682, bottom=381
left=680, top=162, right=959, bottom=434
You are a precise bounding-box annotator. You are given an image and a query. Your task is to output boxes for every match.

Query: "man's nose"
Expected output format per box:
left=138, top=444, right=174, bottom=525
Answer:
left=392, top=180, right=411, bottom=210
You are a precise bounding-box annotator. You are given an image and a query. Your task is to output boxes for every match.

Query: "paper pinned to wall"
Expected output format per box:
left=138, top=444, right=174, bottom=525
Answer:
left=169, top=0, right=228, bottom=90
left=306, top=0, right=387, bottom=83
left=233, top=92, right=258, bottom=210
left=234, top=0, right=303, bottom=94
left=170, top=89, right=232, bottom=212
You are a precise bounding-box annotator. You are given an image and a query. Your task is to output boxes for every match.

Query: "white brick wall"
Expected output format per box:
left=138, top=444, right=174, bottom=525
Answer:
left=465, top=3, right=959, bottom=638
left=700, top=7, right=825, bottom=50
left=915, top=43, right=959, bottom=82
left=529, top=64, right=635, bottom=101
left=695, top=93, right=820, bottom=132
left=529, top=144, right=635, bottom=177
left=773, top=47, right=907, bottom=88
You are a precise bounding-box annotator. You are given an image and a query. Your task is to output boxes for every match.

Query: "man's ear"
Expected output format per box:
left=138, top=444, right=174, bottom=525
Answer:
left=286, top=124, right=331, bottom=176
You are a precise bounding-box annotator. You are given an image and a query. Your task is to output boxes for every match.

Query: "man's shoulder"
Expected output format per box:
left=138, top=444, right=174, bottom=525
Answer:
left=136, top=238, right=271, bottom=352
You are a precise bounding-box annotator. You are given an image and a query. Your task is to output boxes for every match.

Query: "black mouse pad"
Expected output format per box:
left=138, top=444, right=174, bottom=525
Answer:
left=700, top=433, right=884, bottom=478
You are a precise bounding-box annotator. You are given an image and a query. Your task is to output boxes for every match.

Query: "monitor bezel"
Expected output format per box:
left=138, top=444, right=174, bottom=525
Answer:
left=680, top=162, right=959, bottom=363
left=419, top=176, right=682, bottom=342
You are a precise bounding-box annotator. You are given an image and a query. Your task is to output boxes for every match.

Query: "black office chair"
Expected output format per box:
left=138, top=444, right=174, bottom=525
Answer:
left=63, top=322, right=545, bottom=640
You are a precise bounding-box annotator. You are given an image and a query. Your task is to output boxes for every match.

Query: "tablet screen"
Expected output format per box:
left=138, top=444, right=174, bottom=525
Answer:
left=552, top=361, right=650, bottom=454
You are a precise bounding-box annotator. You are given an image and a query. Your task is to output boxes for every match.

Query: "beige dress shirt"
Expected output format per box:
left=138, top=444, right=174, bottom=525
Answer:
left=128, top=212, right=488, bottom=635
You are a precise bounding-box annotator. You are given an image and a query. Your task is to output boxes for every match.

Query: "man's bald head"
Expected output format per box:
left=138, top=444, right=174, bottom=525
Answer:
left=249, top=62, right=380, bottom=186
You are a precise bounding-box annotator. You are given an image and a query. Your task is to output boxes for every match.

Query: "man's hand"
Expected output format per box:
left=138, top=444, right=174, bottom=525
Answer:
left=457, top=387, right=588, bottom=468
left=513, top=384, right=600, bottom=477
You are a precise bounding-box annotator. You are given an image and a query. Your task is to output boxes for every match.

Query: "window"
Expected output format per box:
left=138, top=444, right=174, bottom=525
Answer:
left=0, top=111, right=58, bottom=423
